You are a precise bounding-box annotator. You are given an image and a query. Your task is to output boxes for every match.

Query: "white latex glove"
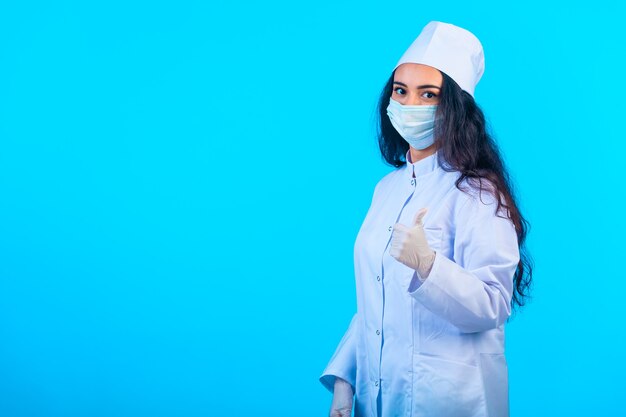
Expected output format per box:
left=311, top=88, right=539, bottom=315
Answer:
left=329, top=377, right=354, bottom=417
left=390, top=207, right=436, bottom=279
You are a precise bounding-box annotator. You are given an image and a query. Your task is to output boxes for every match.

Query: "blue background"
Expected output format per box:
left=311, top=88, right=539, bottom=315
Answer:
left=1, top=1, right=623, bottom=415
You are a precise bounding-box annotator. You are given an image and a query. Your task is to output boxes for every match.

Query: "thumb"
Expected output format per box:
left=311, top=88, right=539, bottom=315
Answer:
left=413, top=207, right=428, bottom=226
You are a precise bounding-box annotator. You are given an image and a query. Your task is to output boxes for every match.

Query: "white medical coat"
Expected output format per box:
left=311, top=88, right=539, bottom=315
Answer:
left=320, top=150, right=520, bottom=417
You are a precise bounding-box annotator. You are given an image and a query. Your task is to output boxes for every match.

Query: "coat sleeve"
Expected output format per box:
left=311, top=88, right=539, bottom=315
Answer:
left=318, top=178, right=383, bottom=392
left=319, top=313, right=358, bottom=393
left=407, top=188, right=520, bottom=333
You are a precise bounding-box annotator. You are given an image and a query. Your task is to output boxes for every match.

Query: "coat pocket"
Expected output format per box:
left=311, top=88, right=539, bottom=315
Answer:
left=353, top=385, right=373, bottom=417
left=411, top=353, right=487, bottom=417
left=478, top=353, right=509, bottom=417
left=423, top=227, right=443, bottom=253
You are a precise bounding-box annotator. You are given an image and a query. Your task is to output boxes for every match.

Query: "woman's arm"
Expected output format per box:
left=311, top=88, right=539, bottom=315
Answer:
left=320, top=178, right=384, bottom=391
left=407, top=190, right=520, bottom=333
left=319, top=313, right=358, bottom=393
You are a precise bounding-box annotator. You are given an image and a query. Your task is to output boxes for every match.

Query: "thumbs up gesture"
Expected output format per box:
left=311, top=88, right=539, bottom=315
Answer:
left=390, top=207, right=436, bottom=279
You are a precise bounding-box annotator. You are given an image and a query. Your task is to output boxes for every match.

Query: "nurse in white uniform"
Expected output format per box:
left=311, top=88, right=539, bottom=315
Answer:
left=320, top=21, right=533, bottom=417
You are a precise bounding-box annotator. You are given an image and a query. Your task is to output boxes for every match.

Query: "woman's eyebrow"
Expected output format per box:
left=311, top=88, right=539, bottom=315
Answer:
left=393, top=81, right=441, bottom=89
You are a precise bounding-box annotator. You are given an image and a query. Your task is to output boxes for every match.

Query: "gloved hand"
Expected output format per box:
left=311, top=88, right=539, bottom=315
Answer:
left=390, top=207, right=436, bottom=279
left=329, top=377, right=354, bottom=417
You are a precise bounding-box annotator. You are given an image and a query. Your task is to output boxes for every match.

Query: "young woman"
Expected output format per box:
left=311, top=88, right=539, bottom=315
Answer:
left=319, top=21, right=533, bottom=417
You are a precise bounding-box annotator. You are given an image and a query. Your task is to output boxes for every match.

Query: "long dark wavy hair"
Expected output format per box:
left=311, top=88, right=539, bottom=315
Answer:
left=376, top=70, right=533, bottom=311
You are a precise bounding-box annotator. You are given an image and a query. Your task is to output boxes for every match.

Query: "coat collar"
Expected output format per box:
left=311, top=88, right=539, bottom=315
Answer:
left=405, top=149, right=439, bottom=179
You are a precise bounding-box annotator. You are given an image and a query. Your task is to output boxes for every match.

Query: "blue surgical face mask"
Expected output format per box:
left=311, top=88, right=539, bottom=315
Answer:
left=386, top=97, right=438, bottom=150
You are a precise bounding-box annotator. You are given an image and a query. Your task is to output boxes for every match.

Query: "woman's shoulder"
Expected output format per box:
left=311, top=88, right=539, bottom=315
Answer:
left=450, top=175, right=508, bottom=219
left=377, top=167, right=402, bottom=186
left=372, top=166, right=404, bottom=192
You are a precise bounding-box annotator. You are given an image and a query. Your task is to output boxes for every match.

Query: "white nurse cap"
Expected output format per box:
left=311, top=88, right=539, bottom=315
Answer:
left=393, top=21, right=485, bottom=97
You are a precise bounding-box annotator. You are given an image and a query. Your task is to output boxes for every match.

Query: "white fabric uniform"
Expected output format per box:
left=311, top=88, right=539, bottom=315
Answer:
left=319, top=150, right=520, bottom=417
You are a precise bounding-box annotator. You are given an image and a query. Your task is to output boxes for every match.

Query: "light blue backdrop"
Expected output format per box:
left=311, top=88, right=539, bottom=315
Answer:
left=1, top=1, right=623, bottom=416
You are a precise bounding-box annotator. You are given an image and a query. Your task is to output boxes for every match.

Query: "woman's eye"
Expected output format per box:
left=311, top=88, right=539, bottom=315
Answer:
left=393, top=87, right=406, bottom=95
left=422, top=91, right=437, bottom=99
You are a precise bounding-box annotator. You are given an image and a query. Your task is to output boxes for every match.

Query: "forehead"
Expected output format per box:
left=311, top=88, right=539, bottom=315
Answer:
left=393, top=63, right=443, bottom=85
